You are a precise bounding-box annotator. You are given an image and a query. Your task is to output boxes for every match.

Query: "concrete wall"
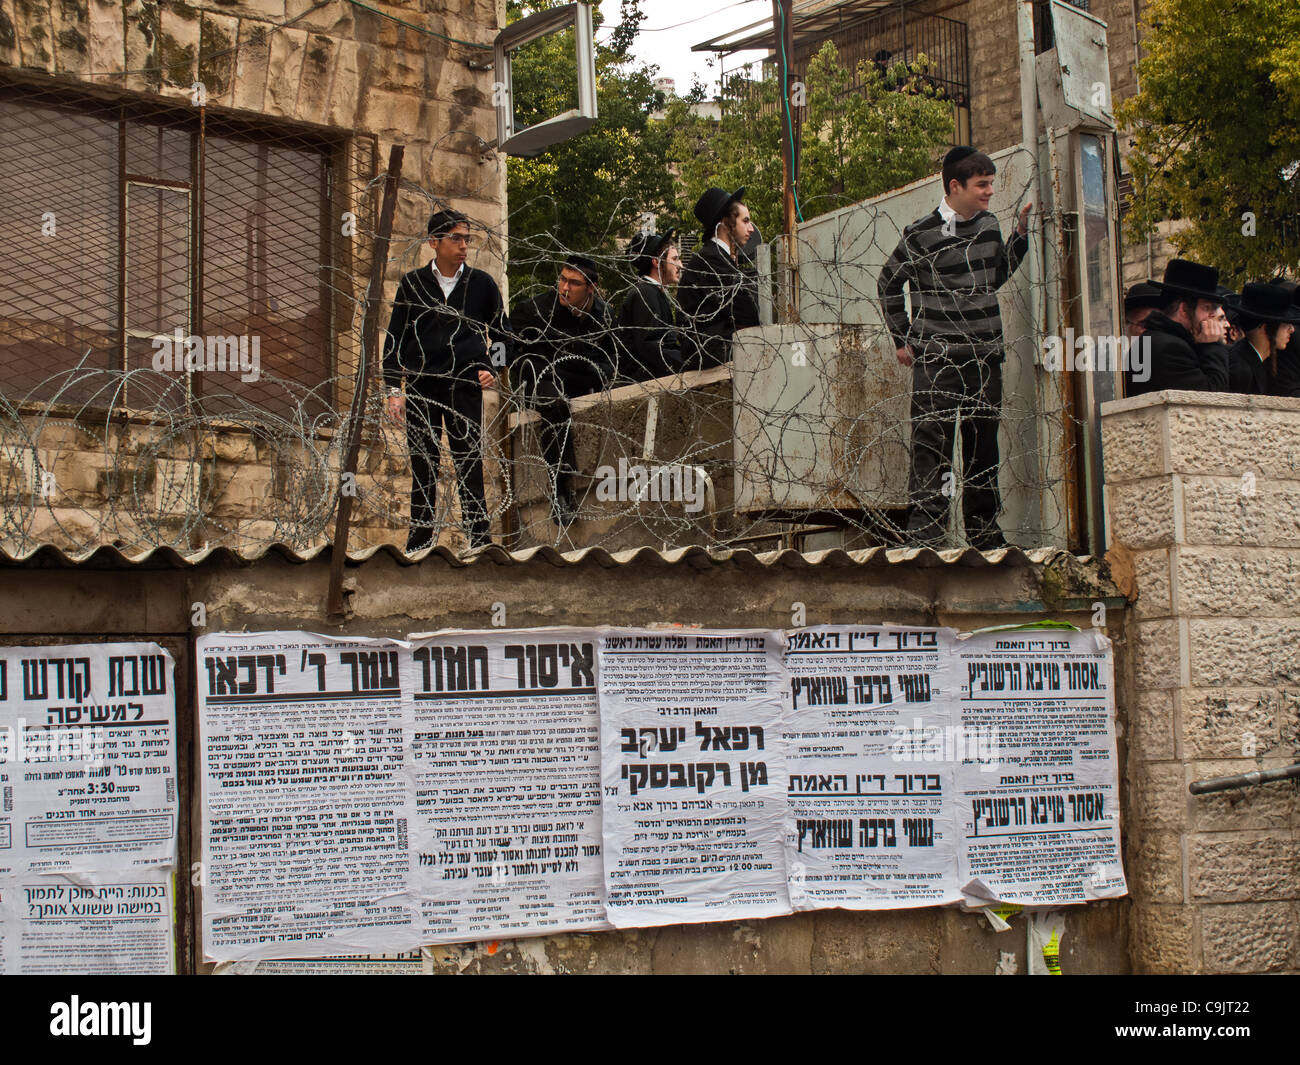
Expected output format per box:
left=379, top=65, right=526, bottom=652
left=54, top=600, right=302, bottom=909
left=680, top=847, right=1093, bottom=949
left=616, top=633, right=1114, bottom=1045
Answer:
left=1102, top=390, right=1300, bottom=974
left=0, top=544, right=1131, bottom=973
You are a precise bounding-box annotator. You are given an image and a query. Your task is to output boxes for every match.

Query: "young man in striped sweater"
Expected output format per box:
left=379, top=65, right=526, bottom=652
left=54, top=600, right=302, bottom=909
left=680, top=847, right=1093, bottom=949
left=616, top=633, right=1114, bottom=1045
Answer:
left=877, top=146, right=1032, bottom=549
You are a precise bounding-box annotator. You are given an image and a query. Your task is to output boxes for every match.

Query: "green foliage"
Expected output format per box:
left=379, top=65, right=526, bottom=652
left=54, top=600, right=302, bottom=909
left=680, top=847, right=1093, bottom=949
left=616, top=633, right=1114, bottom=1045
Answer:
left=659, top=42, right=955, bottom=243
left=504, top=0, right=673, bottom=299
left=1117, top=0, right=1300, bottom=284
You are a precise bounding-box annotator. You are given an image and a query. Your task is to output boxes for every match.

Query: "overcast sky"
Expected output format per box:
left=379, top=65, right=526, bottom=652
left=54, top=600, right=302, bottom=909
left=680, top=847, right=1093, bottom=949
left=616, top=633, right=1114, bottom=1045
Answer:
left=594, top=0, right=770, bottom=95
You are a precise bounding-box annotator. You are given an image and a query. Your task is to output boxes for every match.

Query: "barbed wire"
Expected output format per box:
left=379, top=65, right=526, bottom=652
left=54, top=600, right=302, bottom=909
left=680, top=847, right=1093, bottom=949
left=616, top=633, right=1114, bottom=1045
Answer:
left=0, top=73, right=1083, bottom=559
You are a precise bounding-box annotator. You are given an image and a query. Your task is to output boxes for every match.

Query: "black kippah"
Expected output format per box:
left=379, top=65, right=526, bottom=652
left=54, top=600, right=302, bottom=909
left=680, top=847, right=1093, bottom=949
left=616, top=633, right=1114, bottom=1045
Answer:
left=943, top=145, right=978, bottom=169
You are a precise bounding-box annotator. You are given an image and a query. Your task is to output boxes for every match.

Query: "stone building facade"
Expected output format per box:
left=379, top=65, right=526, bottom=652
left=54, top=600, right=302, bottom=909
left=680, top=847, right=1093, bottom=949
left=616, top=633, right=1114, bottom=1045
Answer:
left=0, top=0, right=508, bottom=556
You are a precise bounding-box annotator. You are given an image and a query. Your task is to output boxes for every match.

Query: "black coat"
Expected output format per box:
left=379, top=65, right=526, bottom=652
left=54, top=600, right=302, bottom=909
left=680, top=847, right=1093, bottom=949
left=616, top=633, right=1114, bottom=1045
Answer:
left=676, top=240, right=760, bottom=369
left=509, top=289, right=617, bottom=398
left=1272, top=345, right=1300, bottom=398
left=382, top=265, right=509, bottom=391
left=1127, top=312, right=1228, bottom=397
left=1226, top=338, right=1270, bottom=395
left=616, top=279, right=684, bottom=381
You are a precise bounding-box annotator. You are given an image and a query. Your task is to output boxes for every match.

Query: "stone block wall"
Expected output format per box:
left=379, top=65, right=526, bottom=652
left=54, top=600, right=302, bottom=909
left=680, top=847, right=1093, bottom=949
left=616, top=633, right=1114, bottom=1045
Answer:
left=1102, top=390, right=1300, bottom=974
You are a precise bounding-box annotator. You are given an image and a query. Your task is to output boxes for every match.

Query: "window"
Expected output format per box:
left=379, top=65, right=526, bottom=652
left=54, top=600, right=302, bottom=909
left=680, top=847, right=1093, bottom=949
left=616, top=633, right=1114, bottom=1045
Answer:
left=0, top=73, right=352, bottom=420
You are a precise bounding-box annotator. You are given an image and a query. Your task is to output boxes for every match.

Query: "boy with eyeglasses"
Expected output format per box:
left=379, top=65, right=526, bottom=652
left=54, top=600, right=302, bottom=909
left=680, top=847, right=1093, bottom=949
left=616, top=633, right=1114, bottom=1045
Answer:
left=383, top=209, right=508, bottom=552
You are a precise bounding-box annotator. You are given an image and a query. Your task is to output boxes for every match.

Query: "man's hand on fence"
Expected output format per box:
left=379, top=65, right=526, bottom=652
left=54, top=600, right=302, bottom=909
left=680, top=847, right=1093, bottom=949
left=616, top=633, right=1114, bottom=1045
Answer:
left=387, top=394, right=405, bottom=424
left=478, top=370, right=497, bottom=390
left=1017, top=202, right=1033, bottom=236
left=896, top=345, right=915, bottom=367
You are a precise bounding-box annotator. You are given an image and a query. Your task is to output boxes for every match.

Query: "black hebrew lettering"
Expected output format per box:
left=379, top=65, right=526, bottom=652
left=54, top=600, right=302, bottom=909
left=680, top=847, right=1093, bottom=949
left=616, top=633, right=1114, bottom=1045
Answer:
left=858, top=817, right=898, bottom=848
left=301, top=651, right=327, bottom=690
left=0, top=659, right=5, bottom=700
left=738, top=761, right=767, bottom=792
left=791, top=675, right=850, bottom=710
left=796, top=818, right=853, bottom=851
left=339, top=650, right=400, bottom=691
left=852, top=674, right=892, bottom=705
left=788, top=773, right=849, bottom=792
left=695, top=722, right=765, bottom=751
left=22, top=657, right=92, bottom=701
left=903, top=817, right=935, bottom=847
left=895, top=673, right=931, bottom=702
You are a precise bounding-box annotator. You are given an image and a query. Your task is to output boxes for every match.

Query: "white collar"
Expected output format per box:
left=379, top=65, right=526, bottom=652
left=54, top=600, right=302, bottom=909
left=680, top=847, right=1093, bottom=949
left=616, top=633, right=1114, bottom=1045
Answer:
left=644, top=275, right=663, bottom=288
left=938, top=197, right=976, bottom=224
left=431, top=261, right=464, bottom=283
left=712, top=235, right=733, bottom=257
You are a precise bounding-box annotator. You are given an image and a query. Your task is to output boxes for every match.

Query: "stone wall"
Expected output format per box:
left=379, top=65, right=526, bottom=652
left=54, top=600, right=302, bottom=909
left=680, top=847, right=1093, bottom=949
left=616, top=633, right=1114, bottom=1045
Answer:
left=1102, top=390, right=1300, bottom=974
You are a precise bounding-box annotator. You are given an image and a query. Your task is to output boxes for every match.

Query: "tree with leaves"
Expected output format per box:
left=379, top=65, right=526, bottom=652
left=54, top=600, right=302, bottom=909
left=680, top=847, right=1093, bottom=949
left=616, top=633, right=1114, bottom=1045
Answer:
left=1117, top=0, right=1300, bottom=283
left=659, top=42, right=955, bottom=244
left=504, top=0, right=673, bottom=299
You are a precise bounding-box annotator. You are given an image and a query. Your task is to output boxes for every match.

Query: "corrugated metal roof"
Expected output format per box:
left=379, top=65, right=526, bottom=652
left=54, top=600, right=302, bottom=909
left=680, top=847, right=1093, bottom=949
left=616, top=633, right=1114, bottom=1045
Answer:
left=0, top=541, right=1089, bottom=571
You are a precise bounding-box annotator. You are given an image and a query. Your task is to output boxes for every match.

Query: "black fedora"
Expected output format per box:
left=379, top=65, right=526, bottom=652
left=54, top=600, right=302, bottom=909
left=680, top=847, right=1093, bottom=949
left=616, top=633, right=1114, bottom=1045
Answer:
left=1124, top=280, right=1165, bottom=312
left=1232, top=281, right=1299, bottom=326
left=1160, top=259, right=1226, bottom=304
left=694, top=186, right=746, bottom=236
left=627, top=228, right=676, bottom=276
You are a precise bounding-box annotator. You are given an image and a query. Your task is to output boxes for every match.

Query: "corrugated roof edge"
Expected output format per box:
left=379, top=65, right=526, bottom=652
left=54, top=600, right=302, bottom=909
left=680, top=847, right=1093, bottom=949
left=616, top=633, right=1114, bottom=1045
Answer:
left=0, top=541, right=1087, bottom=571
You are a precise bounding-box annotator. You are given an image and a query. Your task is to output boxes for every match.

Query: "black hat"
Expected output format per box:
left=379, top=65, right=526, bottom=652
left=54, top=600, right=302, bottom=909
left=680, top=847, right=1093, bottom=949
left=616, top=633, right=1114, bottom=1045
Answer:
left=564, top=253, right=600, bottom=286
left=693, top=186, right=746, bottom=236
left=627, top=228, right=676, bottom=276
left=1232, top=281, right=1299, bottom=326
left=1160, top=259, right=1226, bottom=304
left=1124, top=281, right=1165, bottom=313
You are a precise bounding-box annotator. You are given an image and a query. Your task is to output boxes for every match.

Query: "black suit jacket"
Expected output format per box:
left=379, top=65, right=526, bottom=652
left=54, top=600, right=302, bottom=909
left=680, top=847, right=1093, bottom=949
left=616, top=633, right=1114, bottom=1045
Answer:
left=1227, top=338, right=1270, bottom=395
left=616, top=279, right=684, bottom=381
left=1127, top=312, right=1229, bottom=397
left=382, top=265, right=508, bottom=391
left=508, top=289, right=617, bottom=398
left=677, top=240, right=760, bottom=369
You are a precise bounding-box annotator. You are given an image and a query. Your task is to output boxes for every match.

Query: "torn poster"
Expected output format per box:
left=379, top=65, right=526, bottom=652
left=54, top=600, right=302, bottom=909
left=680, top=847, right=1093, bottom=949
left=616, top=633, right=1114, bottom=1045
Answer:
left=598, top=629, right=790, bottom=927
left=198, top=632, right=416, bottom=960
left=955, top=627, right=1127, bottom=904
left=784, top=625, right=964, bottom=909
left=407, top=629, right=609, bottom=942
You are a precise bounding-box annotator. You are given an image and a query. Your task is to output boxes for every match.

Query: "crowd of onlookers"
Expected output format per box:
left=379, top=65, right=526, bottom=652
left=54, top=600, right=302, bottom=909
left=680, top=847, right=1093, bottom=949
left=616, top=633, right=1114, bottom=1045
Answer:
left=1123, top=259, right=1299, bottom=399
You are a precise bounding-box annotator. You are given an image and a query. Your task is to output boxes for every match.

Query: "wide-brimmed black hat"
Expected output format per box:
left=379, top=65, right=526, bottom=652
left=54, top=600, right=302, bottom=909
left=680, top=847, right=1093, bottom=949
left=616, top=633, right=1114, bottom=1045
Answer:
left=694, top=186, right=746, bottom=236
left=627, top=228, right=676, bottom=276
left=1124, top=281, right=1165, bottom=312
left=1232, top=281, right=1300, bottom=326
left=1160, top=259, right=1225, bottom=304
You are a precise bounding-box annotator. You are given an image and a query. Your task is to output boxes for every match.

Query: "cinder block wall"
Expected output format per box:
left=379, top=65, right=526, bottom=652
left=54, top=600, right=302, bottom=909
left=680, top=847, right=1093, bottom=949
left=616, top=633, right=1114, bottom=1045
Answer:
left=1102, top=391, right=1300, bottom=974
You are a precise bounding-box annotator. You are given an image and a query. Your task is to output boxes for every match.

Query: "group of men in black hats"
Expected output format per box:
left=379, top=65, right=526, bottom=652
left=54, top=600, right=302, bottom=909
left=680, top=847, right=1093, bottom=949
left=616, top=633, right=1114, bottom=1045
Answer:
left=1122, top=261, right=1300, bottom=400
left=382, top=188, right=760, bottom=553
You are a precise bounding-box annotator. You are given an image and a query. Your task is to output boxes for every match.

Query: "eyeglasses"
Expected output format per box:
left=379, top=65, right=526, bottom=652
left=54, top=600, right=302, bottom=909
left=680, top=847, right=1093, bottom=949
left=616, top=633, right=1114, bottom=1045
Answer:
left=438, top=233, right=473, bottom=246
left=558, top=273, right=590, bottom=288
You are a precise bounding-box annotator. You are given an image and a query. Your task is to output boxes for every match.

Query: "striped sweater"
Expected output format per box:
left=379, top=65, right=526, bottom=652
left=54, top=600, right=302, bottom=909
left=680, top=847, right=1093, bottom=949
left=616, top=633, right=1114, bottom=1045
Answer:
left=877, top=208, right=1028, bottom=363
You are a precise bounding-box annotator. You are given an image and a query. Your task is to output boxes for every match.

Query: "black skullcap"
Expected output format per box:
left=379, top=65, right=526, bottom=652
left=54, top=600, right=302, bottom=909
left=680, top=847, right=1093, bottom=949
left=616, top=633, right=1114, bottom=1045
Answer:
left=564, top=254, right=599, bottom=286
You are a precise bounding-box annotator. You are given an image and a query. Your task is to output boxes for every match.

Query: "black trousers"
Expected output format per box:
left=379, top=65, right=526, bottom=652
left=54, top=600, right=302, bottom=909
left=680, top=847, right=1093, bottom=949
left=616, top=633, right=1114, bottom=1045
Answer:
left=512, top=364, right=582, bottom=500
left=405, top=378, right=489, bottom=551
left=906, top=356, right=1003, bottom=544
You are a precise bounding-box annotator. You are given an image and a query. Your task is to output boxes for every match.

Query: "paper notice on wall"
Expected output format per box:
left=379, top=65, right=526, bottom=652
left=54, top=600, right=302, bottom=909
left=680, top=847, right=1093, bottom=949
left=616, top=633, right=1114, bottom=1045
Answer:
left=215, top=949, right=426, bottom=975
left=955, top=627, right=1127, bottom=905
left=0, top=642, right=177, bottom=877
left=407, top=629, right=609, bottom=942
left=5, top=871, right=175, bottom=974
left=598, top=629, right=790, bottom=927
left=198, top=632, right=416, bottom=961
left=784, top=626, right=964, bottom=910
